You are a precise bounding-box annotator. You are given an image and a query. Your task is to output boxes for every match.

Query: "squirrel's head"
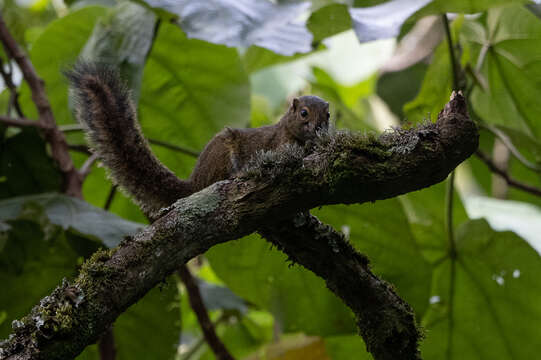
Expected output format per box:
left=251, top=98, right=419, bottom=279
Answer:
left=285, top=95, right=330, bottom=143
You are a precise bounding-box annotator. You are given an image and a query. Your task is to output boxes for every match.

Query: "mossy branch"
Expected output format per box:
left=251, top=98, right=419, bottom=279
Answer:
left=0, top=92, right=478, bottom=360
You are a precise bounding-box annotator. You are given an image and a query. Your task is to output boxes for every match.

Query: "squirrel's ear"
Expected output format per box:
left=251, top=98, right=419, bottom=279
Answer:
left=291, top=97, right=299, bottom=112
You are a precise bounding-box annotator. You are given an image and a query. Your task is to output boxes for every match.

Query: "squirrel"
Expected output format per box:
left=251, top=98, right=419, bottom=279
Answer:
left=66, top=62, right=330, bottom=219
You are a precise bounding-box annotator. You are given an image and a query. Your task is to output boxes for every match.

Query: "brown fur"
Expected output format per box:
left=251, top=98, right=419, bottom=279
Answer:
left=66, top=63, right=330, bottom=218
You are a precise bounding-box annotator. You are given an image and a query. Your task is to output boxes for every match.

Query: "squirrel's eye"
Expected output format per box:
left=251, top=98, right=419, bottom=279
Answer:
left=300, top=109, right=308, bottom=118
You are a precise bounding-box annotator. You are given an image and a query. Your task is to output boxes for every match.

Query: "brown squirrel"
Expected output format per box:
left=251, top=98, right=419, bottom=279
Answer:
left=66, top=63, right=330, bottom=218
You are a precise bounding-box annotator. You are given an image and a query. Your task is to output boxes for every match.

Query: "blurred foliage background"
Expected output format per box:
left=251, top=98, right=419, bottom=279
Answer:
left=1, top=0, right=541, bottom=359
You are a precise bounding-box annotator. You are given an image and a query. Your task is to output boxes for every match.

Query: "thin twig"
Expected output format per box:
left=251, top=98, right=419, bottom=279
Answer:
left=68, top=144, right=92, bottom=155
left=0, top=114, right=41, bottom=128
left=148, top=138, right=200, bottom=158
left=103, top=185, right=118, bottom=211
left=0, top=15, right=81, bottom=198
left=442, top=14, right=460, bottom=91
left=59, top=123, right=84, bottom=133
left=79, top=153, right=99, bottom=180
left=178, top=266, right=234, bottom=360
left=59, top=123, right=201, bottom=158
left=182, top=313, right=230, bottom=360
left=475, top=150, right=541, bottom=197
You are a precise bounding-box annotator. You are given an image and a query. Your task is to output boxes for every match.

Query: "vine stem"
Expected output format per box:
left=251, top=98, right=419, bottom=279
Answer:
left=442, top=13, right=460, bottom=360
left=442, top=14, right=460, bottom=90
left=445, top=171, right=457, bottom=258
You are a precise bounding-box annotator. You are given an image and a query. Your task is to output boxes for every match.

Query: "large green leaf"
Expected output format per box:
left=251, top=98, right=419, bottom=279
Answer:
left=376, top=63, right=428, bottom=119
left=464, top=196, right=541, bottom=254
left=206, top=234, right=357, bottom=337
left=400, top=181, right=469, bottom=264
left=309, top=67, right=375, bottom=131
left=464, top=5, right=541, bottom=139
left=79, top=1, right=156, bottom=99
left=421, top=219, right=541, bottom=359
left=313, top=199, right=432, bottom=319
left=77, top=282, right=180, bottom=360
left=242, top=45, right=323, bottom=75
left=307, top=3, right=352, bottom=44
left=0, top=193, right=143, bottom=248
left=403, top=30, right=453, bottom=123
left=417, top=0, right=530, bottom=16
left=324, top=334, right=371, bottom=360
left=0, top=202, right=102, bottom=338
left=138, top=21, right=250, bottom=175
left=18, top=6, right=107, bottom=124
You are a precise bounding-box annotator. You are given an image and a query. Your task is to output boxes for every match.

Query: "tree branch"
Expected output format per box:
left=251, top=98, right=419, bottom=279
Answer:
left=0, top=15, right=81, bottom=198
left=0, top=115, right=41, bottom=128
left=0, top=92, right=478, bottom=360
left=260, top=213, right=420, bottom=360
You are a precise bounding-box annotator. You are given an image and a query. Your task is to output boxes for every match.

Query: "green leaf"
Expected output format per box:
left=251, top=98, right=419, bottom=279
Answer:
left=528, top=3, right=541, bottom=19
left=465, top=5, right=541, bottom=140
left=18, top=6, right=107, bottom=124
left=307, top=3, right=351, bottom=44
left=77, top=282, right=180, bottom=360
left=313, top=199, right=432, bottom=318
left=242, top=45, right=323, bottom=74
left=138, top=22, right=250, bottom=175
left=0, top=202, right=101, bottom=338
left=0, top=193, right=143, bottom=248
left=417, top=0, right=530, bottom=16
left=309, top=67, right=374, bottom=131
left=79, top=2, right=156, bottom=99
left=400, top=181, right=469, bottom=264
left=464, top=196, right=541, bottom=254
left=376, top=62, right=428, bottom=119
left=0, top=129, right=62, bottom=199
left=324, top=334, right=371, bottom=360
left=421, top=219, right=541, bottom=359
left=206, top=234, right=356, bottom=337
left=403, top=35, right=452, bottom=123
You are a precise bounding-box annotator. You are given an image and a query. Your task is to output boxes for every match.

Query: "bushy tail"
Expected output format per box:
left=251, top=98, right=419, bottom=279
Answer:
left=65, top=62, right=192, bottom=218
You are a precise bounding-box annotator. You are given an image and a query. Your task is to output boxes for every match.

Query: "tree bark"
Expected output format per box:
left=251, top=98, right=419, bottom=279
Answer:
left=0, top=92, right=477, bottom=360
